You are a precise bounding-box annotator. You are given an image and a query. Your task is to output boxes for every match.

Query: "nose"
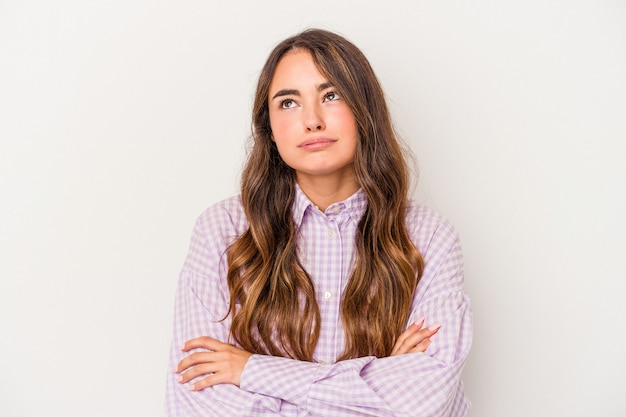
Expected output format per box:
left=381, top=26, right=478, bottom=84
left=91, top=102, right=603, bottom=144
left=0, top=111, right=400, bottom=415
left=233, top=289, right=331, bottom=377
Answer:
left=303, top=103, right=325, bottom=132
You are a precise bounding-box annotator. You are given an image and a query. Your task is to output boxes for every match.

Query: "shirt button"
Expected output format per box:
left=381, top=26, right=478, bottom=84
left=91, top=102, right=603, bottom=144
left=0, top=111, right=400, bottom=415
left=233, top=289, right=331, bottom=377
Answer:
left=319, top=360, right=327, bottom=365
left=327, top=230, right=334, bottom=238
left=324, top=291, right=332, bottom=300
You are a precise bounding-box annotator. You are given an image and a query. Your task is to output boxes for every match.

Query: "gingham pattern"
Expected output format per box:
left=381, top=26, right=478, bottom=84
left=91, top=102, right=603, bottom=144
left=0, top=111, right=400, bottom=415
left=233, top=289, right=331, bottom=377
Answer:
left=166, top=185, right=472, bottom=416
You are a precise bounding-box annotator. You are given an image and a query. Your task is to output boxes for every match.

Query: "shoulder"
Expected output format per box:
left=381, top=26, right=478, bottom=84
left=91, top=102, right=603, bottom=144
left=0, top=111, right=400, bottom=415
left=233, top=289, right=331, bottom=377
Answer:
left=405, top=200, right=460, bottom=257
left=197, top=195, right=246, bottom=224
left=193, top=195, right=249, bottom=247
left=182, top=195, right=248, bottom=275
left=405, top=201, right=465, bottom=301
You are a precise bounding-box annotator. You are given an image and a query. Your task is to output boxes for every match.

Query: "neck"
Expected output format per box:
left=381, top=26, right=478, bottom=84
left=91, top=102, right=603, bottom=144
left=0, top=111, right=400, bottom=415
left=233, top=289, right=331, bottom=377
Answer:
left=296, top=171, right=360, bottom=212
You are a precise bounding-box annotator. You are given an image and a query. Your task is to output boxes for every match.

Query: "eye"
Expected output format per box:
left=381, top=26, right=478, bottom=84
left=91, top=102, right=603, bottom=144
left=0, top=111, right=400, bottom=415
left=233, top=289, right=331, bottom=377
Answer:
left=324, top=91, right=341, bottom=102
left=280, top=99, right=297, bottom=109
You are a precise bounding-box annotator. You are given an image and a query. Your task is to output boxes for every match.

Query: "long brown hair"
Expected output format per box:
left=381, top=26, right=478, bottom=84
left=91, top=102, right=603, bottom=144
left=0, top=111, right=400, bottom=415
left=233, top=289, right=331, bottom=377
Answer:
left=226, top=29, right=424, bottom=361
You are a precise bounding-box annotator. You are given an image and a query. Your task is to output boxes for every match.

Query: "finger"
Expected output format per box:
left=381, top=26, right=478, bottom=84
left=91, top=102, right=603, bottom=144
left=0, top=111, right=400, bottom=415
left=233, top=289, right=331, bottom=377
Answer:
left=182, top=352, right=246, bottom=389
left=402, top=323, right=440, bottom=349
left=180, top=336, right=227, bottom=352
left=177, top=351, right=221, bottom=373
left=188, top=372, right=232, bottom=391
left=178, top=361, right=220, bottom=384
left=391, top=317, right=425, bottom=355
left=408, top=338, right=431, bottom=354
left=410, top=317, right=426, bottom=333
left=392, top=323, right=440, bottom=356
left=392, top=317, right=426, bottom=354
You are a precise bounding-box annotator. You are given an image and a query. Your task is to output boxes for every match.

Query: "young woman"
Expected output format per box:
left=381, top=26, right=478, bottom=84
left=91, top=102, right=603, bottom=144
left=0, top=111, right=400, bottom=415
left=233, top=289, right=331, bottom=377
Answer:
left=166, top=29, right=472, bottom=416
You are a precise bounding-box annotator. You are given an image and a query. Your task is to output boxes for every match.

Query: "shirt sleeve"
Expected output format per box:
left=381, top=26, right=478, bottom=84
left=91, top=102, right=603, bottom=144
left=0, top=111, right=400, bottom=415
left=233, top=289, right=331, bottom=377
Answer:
left=167, top=201, right=472, bottom=417
left=238, top=215, right=472, bottom=417
left=165, top=203, right=298, bottom=416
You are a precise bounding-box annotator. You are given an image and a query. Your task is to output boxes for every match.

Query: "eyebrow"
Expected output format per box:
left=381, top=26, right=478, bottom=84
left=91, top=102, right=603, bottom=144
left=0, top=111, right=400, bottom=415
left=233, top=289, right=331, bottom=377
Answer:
left=271, top=82, right=334, bottom=100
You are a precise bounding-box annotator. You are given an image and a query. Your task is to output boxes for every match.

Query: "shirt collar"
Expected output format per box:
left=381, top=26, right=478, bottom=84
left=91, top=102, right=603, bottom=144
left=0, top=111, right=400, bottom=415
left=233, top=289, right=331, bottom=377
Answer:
left=292, top=182, right=368, bottom=228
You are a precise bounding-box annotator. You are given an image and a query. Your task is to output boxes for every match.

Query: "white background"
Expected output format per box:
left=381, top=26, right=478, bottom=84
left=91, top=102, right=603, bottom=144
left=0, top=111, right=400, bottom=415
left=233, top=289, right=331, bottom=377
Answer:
left=1, top=1, right=624, bottom=416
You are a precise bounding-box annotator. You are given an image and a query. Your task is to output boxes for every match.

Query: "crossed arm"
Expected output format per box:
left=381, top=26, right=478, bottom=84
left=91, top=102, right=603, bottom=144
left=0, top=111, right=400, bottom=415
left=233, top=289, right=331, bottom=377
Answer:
left=175, top=317, right=440, bottom=390
left=166, top=256, right=470, bottom=416
left=166, top=206, right=472, bottom=416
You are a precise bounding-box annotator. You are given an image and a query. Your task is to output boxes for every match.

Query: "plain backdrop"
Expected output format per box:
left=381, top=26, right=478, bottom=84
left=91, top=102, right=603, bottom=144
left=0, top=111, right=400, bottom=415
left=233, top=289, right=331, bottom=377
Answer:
left=1, top=1, right=625, bottom=416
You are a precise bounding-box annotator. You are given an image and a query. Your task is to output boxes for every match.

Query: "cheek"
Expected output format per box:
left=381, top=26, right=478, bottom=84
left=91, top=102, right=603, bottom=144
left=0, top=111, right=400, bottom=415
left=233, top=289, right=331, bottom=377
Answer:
left=332, top=106, right=358, bottom=133
left=268, top=113, right=292, bottom=141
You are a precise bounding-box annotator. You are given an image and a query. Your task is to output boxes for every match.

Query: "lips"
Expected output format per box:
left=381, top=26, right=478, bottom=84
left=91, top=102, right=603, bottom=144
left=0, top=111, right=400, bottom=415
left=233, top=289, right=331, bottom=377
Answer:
left=298, top=138, right=337, bottom=150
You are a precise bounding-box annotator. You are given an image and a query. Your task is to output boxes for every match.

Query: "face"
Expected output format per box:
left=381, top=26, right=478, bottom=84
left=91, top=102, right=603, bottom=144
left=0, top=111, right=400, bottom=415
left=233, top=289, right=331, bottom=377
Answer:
left=268, top=49, right=358, bottom=184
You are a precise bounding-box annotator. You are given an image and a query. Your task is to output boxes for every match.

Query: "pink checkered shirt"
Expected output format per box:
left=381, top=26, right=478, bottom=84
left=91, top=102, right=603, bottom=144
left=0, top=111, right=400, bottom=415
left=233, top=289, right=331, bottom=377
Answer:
left=166, top=185, right=472, bottom=416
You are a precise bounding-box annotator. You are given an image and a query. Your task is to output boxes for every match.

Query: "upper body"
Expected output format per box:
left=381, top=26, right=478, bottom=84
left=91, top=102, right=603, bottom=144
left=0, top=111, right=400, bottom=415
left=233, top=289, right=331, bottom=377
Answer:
left=166, top=185, right=472, bottom=416
left=166, top=28, right=472, bottom=417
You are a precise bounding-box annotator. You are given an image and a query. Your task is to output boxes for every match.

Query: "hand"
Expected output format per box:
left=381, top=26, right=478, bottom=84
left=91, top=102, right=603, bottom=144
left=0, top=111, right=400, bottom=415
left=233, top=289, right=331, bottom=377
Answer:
left=175, top=336, right=252, bottom=390
left=390, top=317, right=441, bottom=356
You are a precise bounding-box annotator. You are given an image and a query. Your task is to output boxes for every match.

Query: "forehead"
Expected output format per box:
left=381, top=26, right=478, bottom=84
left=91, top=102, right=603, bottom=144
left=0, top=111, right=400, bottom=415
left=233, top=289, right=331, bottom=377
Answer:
left=268, top=49, right=327, bottom=92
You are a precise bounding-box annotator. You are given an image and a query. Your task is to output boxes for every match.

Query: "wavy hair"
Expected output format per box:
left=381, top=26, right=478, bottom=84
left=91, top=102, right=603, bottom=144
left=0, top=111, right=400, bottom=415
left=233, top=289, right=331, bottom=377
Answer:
left=226, top=29, right=424, bottom=361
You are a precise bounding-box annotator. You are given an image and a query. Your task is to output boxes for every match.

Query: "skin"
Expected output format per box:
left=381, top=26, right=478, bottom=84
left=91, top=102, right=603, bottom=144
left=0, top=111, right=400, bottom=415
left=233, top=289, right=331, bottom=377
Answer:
left=176, top=49, right=440, bottom=390
left=176, top=321, right=440, bottom=390
left=268, top=49, right=360, bottom=211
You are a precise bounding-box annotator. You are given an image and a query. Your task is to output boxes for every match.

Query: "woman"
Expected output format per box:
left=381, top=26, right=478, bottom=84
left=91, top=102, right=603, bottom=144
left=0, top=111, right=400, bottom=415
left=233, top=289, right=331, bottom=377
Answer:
left=166, top=29, right=472, bottom=416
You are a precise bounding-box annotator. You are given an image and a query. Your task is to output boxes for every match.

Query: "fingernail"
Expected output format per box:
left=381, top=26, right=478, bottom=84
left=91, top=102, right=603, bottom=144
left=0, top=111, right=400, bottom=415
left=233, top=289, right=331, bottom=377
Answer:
left=414, top=317, right=425, bottom=327
left=428, top=323, right=441, bottom=332
left=177, top=375, right=183, bottom=383
left=186, top=384, right=195, bottom=391
left=179, top=344, right=185, bottom=351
